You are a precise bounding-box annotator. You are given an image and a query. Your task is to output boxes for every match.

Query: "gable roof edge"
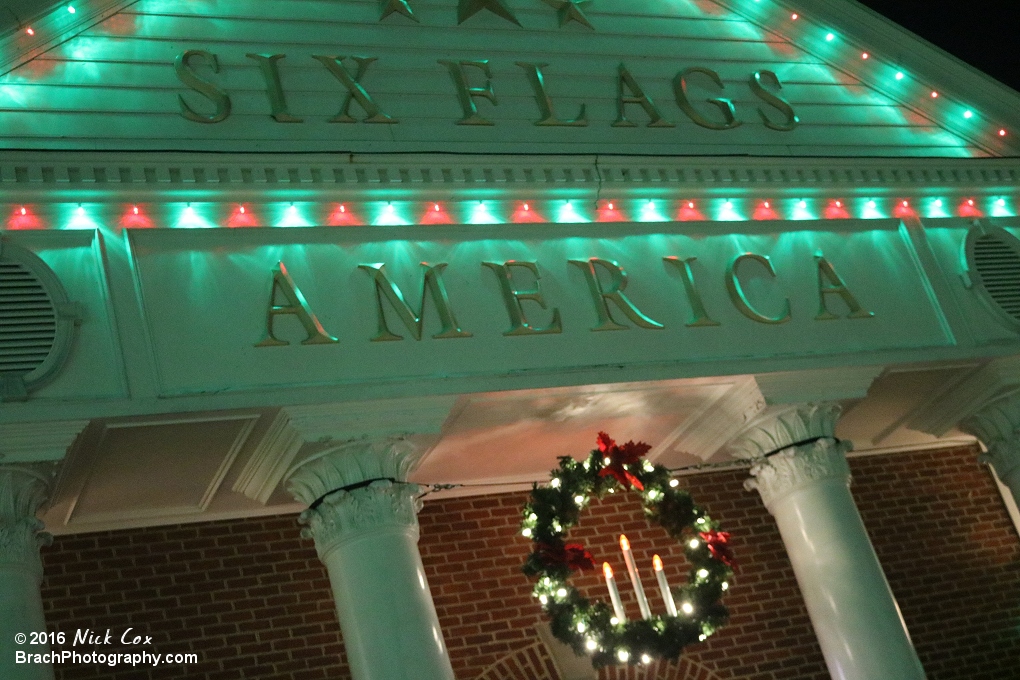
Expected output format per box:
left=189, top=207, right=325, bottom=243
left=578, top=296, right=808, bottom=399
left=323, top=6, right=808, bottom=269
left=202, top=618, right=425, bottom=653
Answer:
left=732, top=0, right=1020, bottom=156
left=0, top=0, right=140, bottom=77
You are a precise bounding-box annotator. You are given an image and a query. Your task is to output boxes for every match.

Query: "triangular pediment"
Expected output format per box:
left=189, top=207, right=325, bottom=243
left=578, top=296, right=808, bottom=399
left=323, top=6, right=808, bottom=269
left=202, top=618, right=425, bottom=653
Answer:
left=1, top=0, right=1018, bottom=156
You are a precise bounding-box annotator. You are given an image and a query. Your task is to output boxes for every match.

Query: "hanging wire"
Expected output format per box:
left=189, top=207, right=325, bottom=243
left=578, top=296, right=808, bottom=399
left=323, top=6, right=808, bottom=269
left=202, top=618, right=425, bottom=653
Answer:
left=307, top=437, right=841, bottom=507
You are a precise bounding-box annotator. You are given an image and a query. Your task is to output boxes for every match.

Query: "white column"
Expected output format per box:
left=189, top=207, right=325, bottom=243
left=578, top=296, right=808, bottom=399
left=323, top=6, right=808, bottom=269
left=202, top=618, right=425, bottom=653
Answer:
left=960, top=393, right=1020, bottom=504
left=287, top=437, right=455, bottom=680
left=0, top=464, right=57, bottom=680
left=733, top=403, right=926, bottom=680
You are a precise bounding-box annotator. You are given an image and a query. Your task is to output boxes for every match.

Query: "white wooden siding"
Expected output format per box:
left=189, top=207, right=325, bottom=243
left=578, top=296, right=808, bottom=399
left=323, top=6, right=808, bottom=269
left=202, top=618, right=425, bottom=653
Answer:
left=0, top=0, right=984, bottom=156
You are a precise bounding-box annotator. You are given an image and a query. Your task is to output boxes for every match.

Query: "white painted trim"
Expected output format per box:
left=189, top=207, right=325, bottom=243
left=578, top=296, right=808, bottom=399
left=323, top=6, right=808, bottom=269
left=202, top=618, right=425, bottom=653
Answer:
left=0, top=153, right=1019, bottom=203
left=990, top=466, right=1020, bottom=539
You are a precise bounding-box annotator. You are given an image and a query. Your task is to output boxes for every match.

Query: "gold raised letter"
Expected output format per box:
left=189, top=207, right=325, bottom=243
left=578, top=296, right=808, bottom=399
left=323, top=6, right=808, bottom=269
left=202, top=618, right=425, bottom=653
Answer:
left=246, top=53, right=303, bottom=123
left=815, top=254, right=874, bottom=321
left=481, top=261, right=562, bottom=336
left=673, top=67, right=741, bottom=131
left=358, top=263, right=472, bottom=341
left=515, top=62, right=588, bottom=127
left=568, top=258, right=664, bottom=331
left=255, top=262, right=339, bottom=347
left=613, top=64, right=674, bottom=128
left=313, top=55, right=397, bottom=123
left=725, top=253, right=791, bottom=325
left=439, top=60, right=497, bottom=125
left=175, top=50, right=231, bottom=124
left=749, top=70, right=799, bottom=132
left=662, top=256, right=721, bottom=327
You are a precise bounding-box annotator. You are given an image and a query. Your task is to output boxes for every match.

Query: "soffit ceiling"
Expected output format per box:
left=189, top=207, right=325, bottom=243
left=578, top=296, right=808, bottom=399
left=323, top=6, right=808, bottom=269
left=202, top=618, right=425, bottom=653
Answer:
left=41, top=361, right=981, bottom=535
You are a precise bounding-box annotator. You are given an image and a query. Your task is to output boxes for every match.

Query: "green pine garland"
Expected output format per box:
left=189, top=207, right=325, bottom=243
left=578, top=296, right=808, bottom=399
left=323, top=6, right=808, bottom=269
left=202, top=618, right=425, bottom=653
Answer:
left=521, top=433, right=734, bottom=668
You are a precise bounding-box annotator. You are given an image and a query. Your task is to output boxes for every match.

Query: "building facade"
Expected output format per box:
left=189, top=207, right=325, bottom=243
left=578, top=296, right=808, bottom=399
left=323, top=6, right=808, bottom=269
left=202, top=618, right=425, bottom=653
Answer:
left=1, top=0, right=1019, bottom=679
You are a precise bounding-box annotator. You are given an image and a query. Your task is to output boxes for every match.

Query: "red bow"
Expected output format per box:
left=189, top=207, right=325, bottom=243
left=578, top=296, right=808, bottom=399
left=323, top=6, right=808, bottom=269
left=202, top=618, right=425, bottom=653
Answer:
left=535, top=542, right=596, bottom=572
left=596, top=431, right=650, bottom=491
left=699, top=530, right=736, bottom=568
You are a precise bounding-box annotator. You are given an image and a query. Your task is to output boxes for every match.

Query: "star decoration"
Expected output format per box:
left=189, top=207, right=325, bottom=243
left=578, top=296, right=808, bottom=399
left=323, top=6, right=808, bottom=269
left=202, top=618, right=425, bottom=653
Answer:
left=542, top=0, right=594, bottom=29
left=458, top=0, right=521, bottom=26
left=379, top=0, right=418, bottom=22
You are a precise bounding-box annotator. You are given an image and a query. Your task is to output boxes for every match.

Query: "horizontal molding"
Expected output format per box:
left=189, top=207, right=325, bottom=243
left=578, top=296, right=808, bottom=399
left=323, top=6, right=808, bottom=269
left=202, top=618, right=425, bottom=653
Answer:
left=0, top=153, right=1019, bottom=201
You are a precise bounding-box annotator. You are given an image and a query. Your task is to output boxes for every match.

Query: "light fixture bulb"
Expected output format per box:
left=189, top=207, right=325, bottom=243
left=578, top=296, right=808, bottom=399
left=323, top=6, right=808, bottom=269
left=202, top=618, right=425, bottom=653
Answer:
left=19, top=206, right=26, bottom=215
left=26, top=27, right=34, bottom=35
left=963, top=110, right=973, bottom=119
left=689, top=539, right=700, bottom=549
left=825, top=33, right=834, bottom=41
left=931, top=91, right=939, bottom=98
left=67, top=5, right=76, bottom=14
left=895, top=71, right=905, bottom=81
left=861, top=52, right=869, bottom=59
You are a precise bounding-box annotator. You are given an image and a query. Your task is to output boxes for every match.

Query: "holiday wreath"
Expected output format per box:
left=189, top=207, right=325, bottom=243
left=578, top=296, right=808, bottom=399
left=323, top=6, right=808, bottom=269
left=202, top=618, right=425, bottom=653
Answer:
left=521, top=432, right=734, bottom=667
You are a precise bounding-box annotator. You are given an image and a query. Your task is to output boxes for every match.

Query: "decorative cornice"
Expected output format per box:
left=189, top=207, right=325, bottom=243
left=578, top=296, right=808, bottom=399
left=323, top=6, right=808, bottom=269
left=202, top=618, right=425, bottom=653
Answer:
left=0, top=420, right=88, bottom=463
left=0, top=463, right=57, bottom=578
left=754, top=366, right=884, bottom=406
left=288, top=437, right=425, bottom=558
left=910, top=356, right=1020, bottom=437
left=1, top=153, right=1019, bottom=202
left=960, top=393, right=1020, bottom=489
left=234, top=397, right=455, bottom=505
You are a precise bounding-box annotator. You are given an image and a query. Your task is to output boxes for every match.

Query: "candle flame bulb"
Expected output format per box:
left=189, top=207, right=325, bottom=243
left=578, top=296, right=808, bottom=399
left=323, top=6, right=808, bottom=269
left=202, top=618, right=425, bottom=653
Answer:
left=619, top=534, right=652, bottom=619
left=602, top=562, right=627, bottom=620
left=652, top=554, right=678, bottom=616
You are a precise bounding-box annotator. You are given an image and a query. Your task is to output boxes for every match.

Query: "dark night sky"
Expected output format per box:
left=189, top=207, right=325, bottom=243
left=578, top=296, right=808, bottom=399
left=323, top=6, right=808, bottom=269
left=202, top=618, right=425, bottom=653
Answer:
left=855, top=0, right=1020, bottom=91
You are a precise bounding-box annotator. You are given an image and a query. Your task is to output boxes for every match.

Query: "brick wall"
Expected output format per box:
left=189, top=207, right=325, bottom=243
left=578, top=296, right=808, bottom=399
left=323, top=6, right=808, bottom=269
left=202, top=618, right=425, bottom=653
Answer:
left=40, top=445, right=1020, bottom=679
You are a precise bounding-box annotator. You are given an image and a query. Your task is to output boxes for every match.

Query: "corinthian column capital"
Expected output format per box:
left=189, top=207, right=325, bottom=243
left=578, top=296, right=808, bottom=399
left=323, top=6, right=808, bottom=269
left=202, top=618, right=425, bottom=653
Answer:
left=0, top=463, right=57, bottom=579
left=731, top=403, right=852, bottom=511
left=287, top=437, right=425, bottom=559
left=960, top=392, right=1020, bottom=487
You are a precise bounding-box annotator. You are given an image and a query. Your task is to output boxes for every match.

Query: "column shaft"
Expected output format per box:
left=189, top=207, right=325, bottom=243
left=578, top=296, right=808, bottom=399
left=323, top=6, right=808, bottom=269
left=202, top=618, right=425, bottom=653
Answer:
left=322, top=522, right=449, bottom=680
left=768, top=471, right=924, bottom=680
left=289, top=438, right=455, bottom=680
left=0, top=465, right=56, bottom=680
left=737, top=404, right=926, bottom=680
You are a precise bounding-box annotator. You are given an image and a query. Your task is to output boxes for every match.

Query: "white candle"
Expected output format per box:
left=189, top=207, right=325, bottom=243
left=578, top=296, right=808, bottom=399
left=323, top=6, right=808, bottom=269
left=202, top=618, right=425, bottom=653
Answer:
left=602, top=562, right=626, bottom=621
left=619, top=534, right=652, bottom=619
left=652, top=555, right=678, bottom=616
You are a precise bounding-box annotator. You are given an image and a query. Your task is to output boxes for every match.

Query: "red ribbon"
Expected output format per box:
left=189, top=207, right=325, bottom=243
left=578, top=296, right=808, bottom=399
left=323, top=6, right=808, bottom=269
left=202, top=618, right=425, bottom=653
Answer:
left=535, top=542, right=595, bottom=572
left=699, top=530, right=736, bottom=568
left=596, top=431, right=650, bottom=491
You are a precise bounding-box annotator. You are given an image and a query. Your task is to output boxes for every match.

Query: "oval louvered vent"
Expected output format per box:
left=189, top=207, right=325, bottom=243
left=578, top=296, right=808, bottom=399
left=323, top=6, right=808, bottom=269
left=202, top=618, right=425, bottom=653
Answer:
left=0, top=260, right=58, bottom=374
left=0, top=241, right=77, bottom=401
left=966, top=226, right=1020, bottom=331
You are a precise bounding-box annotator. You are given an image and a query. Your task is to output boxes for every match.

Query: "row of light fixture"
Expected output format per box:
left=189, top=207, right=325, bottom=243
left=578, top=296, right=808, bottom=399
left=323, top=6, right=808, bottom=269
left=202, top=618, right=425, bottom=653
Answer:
left=5, top=196, right=1015, bottom=230
left=13, top=2, right=1010, bottom=144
